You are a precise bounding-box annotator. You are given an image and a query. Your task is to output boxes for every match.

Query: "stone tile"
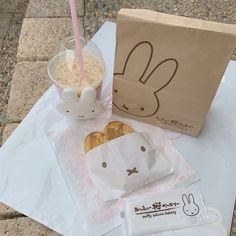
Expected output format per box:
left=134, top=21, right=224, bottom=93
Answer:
left=7, top=61, right=51, bottom=120
left=0, top=0, right=29, bottom=13
left=0, top=125, right=4, bottom=145
left=0, top=217, right=60, bottom=235
left=0, top=203, right=15, bottom=213
left=0, top=13, right=12, bottom=38
left=232, top=49, right=236, bottom=61
left=0, top=203, right=22, bottom=220
left=26, top=0, right=84, bottom=17
left=17, top=18, right=83, bottom=61
left=2, top=123, right=19, bottom=143
left=0, top=0, right=19, bottom=13
left=0, top=38, right=3, bottom=50
left=84, top=16, right=107, bottom=39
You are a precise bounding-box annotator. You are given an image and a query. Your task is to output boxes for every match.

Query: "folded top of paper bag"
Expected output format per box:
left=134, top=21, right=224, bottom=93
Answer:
left=118, top=9, right=236, bottom=35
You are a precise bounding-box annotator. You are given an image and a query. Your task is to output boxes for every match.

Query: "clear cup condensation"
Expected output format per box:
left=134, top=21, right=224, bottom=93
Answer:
left=48, top=36, right=107, bottom=99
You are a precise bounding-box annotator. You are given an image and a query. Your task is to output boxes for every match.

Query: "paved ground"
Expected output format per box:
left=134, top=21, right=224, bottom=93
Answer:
left=0, top=0, right=236, bottom=235
left=0, top=0, right=29, bottom=140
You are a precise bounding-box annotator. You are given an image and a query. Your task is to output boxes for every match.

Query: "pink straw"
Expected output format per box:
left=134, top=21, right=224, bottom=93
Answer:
left=69, top=0, right=85, bottom=80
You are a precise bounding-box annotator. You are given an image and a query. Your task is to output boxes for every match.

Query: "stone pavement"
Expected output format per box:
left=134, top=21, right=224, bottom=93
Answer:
left=0, top=0, right=29, bottom=139
left=0, top=0, right=236, bottom=235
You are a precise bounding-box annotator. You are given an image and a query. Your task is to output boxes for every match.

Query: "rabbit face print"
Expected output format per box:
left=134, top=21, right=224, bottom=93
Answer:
left=182, top=194, right=200, bottom=216
left=87, top=133, right=153, bottom=191
left=113, top=41, right=178, bottom=117
left=56, top=87, right=105, bottom=120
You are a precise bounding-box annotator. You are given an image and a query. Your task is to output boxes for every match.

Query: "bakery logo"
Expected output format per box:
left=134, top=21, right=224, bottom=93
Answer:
left=156, top=116, right=194, bottom=131
left=134, top=201, right=180, bottom=219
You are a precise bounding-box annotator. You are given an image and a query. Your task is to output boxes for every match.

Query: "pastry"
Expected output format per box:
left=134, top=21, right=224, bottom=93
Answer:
left=84, top=131, right=108, bottom=153
left=84, top=121, right=134, bottom=153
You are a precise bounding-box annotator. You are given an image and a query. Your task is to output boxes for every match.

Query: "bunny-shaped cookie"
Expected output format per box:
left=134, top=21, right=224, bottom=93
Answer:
left=182, top=193, right=200, bottom=216
left=113, top=41, right=178, bottom=117
left=56, top=86, right=105, bottom=120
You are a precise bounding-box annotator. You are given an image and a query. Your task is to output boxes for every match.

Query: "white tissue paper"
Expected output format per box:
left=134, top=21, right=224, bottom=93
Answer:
left=48, top=115, right=200, bottom=236
left=86, top=132, right=173, bottom=201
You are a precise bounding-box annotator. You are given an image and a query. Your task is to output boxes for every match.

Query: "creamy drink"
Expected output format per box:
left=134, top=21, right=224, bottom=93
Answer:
left=48, top=51, right=106, bottom=97
left=53, top=53, right=104, bottom=88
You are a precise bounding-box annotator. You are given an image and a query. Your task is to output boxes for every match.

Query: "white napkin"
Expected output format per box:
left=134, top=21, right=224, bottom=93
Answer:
left=0, top=21, right=235, bottom=236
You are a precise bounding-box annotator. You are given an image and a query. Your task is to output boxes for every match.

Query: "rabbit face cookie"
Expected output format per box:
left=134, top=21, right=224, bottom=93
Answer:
left=57, top=86, right=105, bottom=120
left=113, top=41, right=178, bottom=117
left=84, top=121, right=173, bottom=201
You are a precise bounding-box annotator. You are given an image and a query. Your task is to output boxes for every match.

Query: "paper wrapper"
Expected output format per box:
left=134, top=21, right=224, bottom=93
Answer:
left=123, top=188, right=211, bottom=235
left=48, top=115, right=200, bottom=236
left=87, top=132, right=173, bottom=201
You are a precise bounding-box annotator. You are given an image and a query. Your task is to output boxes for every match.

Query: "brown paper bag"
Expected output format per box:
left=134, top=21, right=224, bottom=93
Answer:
left=112, top=9, right=236, bottom=136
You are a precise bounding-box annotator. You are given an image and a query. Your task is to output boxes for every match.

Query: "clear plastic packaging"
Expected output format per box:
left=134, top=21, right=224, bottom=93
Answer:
left=47, top=115, right=200, bottom=236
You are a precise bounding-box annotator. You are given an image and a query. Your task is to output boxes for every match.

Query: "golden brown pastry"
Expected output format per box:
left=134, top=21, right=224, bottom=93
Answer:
left=84, top=121, right=134, bottom=153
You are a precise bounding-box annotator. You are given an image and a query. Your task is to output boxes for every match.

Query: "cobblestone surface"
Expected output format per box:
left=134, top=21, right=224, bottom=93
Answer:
left=2, top=123, right=19, bottom=143
left=26, top=0, right=84, bottom=17
left=17, top=18, right=77, bottom=61
left=0, top=217, right=61, bottom=235
left=0, top=0, right=29, bottom=144
left=0, top=204, right=16, bottom=216
left=7, top=61, right=50, bottom=120
left=0, top=13, right=11, bottom=38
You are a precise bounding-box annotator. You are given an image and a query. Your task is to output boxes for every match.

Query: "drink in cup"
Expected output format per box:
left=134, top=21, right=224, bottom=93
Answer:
left=48, top=36, right=106, bottom=98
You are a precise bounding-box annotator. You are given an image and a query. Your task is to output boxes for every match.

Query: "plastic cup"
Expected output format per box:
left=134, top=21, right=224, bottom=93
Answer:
left=47, top=36, right=107, bottom=99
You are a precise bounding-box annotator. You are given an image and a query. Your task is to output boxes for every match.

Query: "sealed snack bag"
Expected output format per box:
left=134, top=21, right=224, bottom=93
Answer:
left=122, top=188, right=211, bottom=236
left=84, top=121, right=173, bottom=201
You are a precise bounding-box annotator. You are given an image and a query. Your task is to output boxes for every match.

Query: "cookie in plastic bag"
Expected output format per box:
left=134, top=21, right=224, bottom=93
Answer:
left=84, top=121, right=174, bottom=201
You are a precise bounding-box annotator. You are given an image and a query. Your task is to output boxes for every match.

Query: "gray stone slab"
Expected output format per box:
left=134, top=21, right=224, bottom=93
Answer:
left=232, top=49, right=236, bottom=60
left=7, top=61, right=51, bottom=120
left=0, top=125, right=4, bottom=145
left=0, top=0, right=18, bottom=13
left=26, top=0, right=84, bottom=17
left=2, top=123, right=19, bottom=143
left=17, top=18, right=84, bottom=61
left=0, top=217, right=60, bottom=235
left=0, top=13, right=11, bottom=38
left=0, top=202, right=23, bottom=221
left=0, top=38, right=3, bottom=50
left=0, top=203, right=15, bottom=214
left=0, top=0, right=29, bottom=13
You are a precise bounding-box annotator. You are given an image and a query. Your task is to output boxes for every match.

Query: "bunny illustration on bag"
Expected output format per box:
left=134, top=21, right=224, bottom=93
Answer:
left=84, top=121, right=173, bottom=201
left=113, top=41, right=178, bottom=117
left=56, top=86, right=105, bottom=120
left=182, top=193, right=200, bottom=216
